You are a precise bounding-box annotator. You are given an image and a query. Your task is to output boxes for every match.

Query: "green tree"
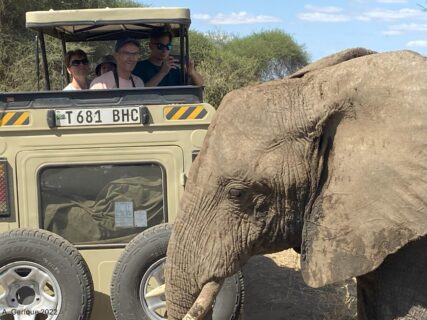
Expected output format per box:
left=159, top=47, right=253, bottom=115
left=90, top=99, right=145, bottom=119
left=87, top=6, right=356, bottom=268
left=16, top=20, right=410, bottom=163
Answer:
left=197, top=46, right=259, bottom=108
left=224, top=30, right=309, bottom=80
left=188, top=31, right=216, bottom=64
left=189, top=30, right=308, bottom=107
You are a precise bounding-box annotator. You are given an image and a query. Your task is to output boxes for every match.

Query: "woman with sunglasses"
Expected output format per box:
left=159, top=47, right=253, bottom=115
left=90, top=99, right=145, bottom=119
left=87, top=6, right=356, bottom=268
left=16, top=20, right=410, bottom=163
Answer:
left=133, top=28, right=203, bottom=87
left=63, top=49, right=90, bottom=90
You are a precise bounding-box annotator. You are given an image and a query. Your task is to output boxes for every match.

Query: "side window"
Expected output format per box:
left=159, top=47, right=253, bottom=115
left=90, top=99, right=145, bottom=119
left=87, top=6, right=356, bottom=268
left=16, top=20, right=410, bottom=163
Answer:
left=39, top=163, right=165, bottom=245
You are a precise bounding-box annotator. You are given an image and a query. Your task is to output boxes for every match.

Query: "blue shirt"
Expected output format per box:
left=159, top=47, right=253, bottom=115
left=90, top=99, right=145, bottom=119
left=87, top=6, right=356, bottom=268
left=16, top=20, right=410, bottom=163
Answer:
left=133, top=60, right=182, bottom=86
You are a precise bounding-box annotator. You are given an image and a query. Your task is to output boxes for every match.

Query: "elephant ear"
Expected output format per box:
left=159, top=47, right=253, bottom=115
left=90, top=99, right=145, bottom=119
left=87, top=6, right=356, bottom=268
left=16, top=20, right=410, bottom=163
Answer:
left=290, top=47, right=375, bottom=79
left=300, top=50, right=427, bottom=288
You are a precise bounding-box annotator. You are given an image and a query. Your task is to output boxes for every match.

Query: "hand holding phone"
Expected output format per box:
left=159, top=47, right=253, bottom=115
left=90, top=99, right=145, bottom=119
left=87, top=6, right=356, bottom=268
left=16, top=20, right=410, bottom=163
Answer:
left=160, top=56, right=178, bottom=74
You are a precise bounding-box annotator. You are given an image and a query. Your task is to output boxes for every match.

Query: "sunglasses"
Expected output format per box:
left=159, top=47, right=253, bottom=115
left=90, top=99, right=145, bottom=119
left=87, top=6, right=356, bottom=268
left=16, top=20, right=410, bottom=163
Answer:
left=70, top=58, right=89, bottom=67
left=153, top=43, right=172, bottom=51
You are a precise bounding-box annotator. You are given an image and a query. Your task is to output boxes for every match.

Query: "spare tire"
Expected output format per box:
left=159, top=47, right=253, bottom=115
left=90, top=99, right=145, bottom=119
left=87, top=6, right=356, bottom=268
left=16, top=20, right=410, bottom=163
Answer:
left=0, top=229, right=94, bottom=320
left=111, top=224, right=244, bottom=320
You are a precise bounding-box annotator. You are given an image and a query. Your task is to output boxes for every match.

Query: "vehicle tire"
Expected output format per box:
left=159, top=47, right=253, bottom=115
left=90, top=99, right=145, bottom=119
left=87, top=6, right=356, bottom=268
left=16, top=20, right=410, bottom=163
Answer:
left=110, top=223, right=244, bottom=320
left=0, top=229, right=94, bottom=320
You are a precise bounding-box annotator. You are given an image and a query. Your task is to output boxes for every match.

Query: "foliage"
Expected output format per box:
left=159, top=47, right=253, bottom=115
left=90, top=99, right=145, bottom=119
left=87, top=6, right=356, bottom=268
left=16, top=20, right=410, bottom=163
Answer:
left=190, top=30, right=308, bottom=106
left=198, top=48, right=260, bottom=107
left=188, top=31, right=216, bottom=64
left=224, top=30, right=309, bottom=81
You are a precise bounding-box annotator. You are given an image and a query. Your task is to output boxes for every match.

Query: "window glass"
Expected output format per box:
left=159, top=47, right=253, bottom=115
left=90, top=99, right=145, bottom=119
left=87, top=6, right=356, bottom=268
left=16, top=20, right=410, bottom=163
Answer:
left=39, top=163, right=165, bottom=245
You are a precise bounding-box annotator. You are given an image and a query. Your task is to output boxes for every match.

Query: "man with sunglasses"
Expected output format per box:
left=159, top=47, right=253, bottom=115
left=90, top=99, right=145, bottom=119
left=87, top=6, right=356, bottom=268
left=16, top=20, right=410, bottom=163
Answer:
left=133, top=28, right=203, bottom=87
left=90, top=38, right=144, bottom=89
left=63, top=49, right=90, bottom=90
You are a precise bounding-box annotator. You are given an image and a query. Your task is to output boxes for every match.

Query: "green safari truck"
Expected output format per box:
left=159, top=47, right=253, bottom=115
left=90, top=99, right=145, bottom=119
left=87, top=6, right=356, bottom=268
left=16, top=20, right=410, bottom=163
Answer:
left=0, top=7, right=243, bottom=320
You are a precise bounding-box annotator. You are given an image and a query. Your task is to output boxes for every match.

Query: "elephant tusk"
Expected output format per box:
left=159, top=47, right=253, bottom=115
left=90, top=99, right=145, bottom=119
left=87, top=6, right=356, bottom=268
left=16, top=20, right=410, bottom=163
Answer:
left=182, top=280, right=223, bottom=320
left=145, top=284, right=165, bottom=299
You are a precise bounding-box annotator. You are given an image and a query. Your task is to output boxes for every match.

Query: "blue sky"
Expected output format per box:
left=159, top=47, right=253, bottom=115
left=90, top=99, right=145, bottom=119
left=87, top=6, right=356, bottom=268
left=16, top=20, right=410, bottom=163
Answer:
left=142, top=0, right=427, bottom=61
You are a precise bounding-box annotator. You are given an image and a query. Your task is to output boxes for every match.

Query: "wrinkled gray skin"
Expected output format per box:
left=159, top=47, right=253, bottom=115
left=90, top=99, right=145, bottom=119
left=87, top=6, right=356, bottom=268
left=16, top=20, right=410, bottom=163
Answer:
left=165, top=48, right=427, bottom=320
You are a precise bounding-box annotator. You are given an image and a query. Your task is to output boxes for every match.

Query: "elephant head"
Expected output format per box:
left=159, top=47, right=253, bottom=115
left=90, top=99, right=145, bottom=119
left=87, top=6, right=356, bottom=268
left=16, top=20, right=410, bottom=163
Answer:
left=165, top=48, right=427, bottom=319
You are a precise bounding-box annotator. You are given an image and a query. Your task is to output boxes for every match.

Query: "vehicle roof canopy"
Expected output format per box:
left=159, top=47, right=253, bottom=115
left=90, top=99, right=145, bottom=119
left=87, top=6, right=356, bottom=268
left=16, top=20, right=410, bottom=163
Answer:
left=26, top=7, right=191, bottom=42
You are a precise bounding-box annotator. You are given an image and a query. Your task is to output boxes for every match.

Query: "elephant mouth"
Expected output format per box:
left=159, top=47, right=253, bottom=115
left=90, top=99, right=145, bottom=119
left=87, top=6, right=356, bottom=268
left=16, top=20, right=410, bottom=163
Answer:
left=183, top=279, right=224, bottom=320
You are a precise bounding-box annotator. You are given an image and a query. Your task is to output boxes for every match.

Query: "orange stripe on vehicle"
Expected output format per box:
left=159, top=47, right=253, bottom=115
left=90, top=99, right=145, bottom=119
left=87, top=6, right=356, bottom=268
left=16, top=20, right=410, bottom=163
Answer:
left=171, top=107, right=189, bottom=120
left=0, top=112, right=15, bottom=126
left=187, top=106, right=204, bottom=119
left=14, top=112, right=30, bottom=125
left=164, top=106, right=173, bottom=115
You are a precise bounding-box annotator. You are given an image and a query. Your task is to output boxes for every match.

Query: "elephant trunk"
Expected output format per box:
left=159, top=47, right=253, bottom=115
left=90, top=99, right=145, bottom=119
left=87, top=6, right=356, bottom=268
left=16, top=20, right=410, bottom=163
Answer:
left=183, top=280, right=223, bottom=320
left=165, top=252, right=196, bottom=320
left=166, top=213, right=203, bottom=320
left=166, top=166, right=239, bottom=318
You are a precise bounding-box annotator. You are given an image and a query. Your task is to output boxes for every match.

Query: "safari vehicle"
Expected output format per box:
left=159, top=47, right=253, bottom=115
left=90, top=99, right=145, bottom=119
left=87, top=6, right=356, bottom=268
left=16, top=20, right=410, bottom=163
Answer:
left=0, top=7, right=243, bottom=320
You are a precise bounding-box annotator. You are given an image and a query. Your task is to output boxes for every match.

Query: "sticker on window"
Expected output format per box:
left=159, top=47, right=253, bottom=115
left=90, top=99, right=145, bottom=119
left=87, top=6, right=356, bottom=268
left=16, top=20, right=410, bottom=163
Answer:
left=134, top=210, right=148, bottom=227
left=114, top=201, right=134, bottom=228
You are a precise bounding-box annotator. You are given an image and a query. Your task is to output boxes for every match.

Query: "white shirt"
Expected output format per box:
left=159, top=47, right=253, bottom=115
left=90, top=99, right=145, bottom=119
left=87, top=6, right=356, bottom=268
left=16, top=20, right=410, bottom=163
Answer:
left=63, top=83, right=78, bottom=91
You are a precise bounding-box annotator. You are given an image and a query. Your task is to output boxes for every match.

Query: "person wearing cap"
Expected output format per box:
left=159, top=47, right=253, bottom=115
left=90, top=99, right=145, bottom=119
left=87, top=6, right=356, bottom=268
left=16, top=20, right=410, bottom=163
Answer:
left=90, top=38, right=144, bottom=89
left=133, top=28, right=203, bottom=87
left=95, top=55, right=116, bottom=77
left=63, top=49, right=90, bottom=90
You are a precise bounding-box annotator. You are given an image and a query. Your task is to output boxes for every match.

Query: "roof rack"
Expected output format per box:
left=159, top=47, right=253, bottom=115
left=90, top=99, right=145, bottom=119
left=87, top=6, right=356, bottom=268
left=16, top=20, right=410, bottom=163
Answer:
left=26, top=7, right=191, bottom=41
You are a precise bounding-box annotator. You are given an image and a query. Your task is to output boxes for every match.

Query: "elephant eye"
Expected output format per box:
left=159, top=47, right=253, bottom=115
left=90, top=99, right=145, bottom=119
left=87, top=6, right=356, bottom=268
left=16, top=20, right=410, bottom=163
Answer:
left=228, top=188, right=242, bottom=199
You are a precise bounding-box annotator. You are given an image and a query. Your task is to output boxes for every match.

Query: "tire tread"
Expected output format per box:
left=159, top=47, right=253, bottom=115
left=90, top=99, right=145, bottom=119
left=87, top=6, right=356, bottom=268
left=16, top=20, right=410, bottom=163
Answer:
left=0, top=228, right=94, bottom=320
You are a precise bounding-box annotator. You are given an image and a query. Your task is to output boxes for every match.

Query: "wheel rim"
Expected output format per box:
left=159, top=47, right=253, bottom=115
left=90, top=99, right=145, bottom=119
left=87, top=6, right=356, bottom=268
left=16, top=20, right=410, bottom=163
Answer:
left=139, top=258, right=241, bottom=320
left=139, top=257, right=167, bottom=320
left=0, top=261, right=62, bottom=320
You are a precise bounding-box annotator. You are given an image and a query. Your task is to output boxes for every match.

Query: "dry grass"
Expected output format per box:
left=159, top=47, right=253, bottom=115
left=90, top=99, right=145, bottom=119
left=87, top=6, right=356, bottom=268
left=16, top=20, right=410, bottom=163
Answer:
left=241, top=250, right=357, bottom=319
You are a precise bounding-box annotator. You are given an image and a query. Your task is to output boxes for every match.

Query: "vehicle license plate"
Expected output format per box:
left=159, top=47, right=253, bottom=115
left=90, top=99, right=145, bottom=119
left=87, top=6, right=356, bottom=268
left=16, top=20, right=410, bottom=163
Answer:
left=55, top=107, right=141, bottom=126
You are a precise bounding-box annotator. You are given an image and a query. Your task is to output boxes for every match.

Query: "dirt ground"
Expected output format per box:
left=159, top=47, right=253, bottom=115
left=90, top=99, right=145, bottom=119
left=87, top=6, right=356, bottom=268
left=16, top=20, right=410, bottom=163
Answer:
left=241, top=250, right=357, bottom=320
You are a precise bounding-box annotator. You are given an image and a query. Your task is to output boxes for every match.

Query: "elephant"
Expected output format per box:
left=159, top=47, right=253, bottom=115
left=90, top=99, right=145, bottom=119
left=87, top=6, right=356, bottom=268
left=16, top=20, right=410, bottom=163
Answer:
left=165, top=48, right=427, bottom=320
